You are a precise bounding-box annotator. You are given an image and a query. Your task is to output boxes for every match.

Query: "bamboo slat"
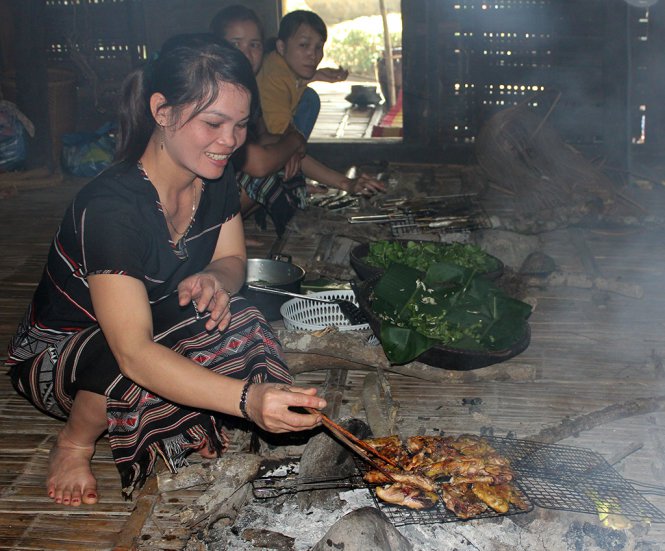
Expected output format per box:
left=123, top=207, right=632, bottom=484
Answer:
left=3, top=168, right=665, bottom=549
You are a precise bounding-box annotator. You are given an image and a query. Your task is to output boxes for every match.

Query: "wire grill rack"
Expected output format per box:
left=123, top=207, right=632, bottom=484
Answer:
left=389, top=195, right=491, bottom=237
left=360, top=436, right=665, bottom=526
left=361, top=471, right=533, bottom=526
left=491, top=437, right=665, bottom=523
left=251, top=435, right=665, bottom=527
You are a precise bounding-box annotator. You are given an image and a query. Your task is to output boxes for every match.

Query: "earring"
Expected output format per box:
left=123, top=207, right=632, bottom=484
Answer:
left=159, top=125, right=165, bottom=151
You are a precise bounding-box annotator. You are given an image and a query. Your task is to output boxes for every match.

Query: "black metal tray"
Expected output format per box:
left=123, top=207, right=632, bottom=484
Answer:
left=356, top=276, right=531, bottom=370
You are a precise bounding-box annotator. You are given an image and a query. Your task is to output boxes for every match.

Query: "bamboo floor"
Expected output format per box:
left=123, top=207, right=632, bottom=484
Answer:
left=1, top=163, right=665, bottom=549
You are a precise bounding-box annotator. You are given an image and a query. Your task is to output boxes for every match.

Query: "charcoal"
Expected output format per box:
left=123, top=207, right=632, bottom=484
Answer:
left=241, top=528, right=295, bottom=550
left=582, top=522, right=627, bottom=551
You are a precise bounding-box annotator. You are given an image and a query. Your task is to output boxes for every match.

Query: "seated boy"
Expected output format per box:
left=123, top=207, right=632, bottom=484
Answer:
left=256, top=11, right=385, bottom=206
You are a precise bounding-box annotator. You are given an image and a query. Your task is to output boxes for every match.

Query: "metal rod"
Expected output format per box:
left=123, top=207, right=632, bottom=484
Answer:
left=246, top=284, right=336, bottom=304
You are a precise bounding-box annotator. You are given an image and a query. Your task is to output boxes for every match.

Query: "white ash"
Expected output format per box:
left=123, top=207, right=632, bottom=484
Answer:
left=205, top=488, right=374, bottom=550
left=202, top=488, right=650, bottom=551
left=261, top=461, right=300, bottom=478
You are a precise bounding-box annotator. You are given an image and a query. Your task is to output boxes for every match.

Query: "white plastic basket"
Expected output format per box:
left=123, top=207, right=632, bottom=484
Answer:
left=280, top=290, right=370, bottom=332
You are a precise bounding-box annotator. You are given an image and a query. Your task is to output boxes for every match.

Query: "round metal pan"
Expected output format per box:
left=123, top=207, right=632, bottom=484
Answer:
left=356, top=275, right=530, bottom=370
left=243, top=258, right=306, bottom=321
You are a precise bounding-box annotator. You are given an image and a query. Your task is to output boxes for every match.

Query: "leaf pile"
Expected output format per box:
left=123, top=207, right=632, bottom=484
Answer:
left=371, top=262, right=532, bottom=364
left=365, top=240, right=501, bottom=274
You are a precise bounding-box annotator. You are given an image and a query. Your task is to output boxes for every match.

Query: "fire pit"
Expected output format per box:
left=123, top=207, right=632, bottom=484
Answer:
left=252, top=434, right=665, bottom=528
left=171, top=425, right=665, bottom=551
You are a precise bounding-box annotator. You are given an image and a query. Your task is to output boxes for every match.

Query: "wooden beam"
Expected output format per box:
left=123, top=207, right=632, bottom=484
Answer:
left=602, top=2, right=630, bottom=174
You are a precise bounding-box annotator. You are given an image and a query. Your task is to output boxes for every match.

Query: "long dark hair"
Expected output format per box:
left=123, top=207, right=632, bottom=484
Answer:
left=116, top=33, right=259, bottom=163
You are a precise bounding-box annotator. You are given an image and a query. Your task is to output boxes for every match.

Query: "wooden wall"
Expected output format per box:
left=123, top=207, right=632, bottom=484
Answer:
left=142, top=0, right=280, bottom=56
left=401, top=0, right=631, bottom=169
left=2, top=0, right=663, bottom=172
left=317, top=0, right=659, bottom=174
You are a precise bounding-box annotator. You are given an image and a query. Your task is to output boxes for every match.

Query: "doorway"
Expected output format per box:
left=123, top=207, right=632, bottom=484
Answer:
left=281, top=0, right=402, bottom=140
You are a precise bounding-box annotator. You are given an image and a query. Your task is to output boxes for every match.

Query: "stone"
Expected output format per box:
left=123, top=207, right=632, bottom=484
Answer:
left=241, top=528, right=295, bottom=550
left=520, top=251, right=557, bottom=276
left=297, top=418, right=371, bottom=511
left=473, top=229, right=541, bottom=270
left=310, top=507, right=413, bottom=551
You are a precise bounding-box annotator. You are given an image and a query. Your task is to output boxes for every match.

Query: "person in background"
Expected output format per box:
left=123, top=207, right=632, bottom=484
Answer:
left=6, top=34, right=325, bottom=507
left=210, top=5, right=308, bottom=236
left=212, top=6, right=385, bottom=236
left=256, top=9, right=385, bottom=197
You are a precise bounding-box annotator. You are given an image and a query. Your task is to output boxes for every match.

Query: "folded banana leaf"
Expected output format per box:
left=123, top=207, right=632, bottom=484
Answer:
left=372, top=262, right=532, bottom=364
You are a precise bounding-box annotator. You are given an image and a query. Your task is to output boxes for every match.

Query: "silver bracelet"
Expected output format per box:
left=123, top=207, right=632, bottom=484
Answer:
left=239, top=380, right=253, bottom=421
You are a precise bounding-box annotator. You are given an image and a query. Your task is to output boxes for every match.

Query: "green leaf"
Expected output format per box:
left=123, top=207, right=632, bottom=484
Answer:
left=380, top=323, right=435, bottom=364
left=372, top=263, right=423, bottom=317
left=369, top=262, right=532, bottom=364
left=365, top=240, right=502, bottom=274
left=423, top=261, right=469, bottom=286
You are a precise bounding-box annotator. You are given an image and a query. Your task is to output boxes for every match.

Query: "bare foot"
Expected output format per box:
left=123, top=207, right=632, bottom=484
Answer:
left=195, top=433, right=229, bottom=460
left=47, top=433, right=98, bottom=506
left=245, top=237, right=264, bottom=247
left=197, top=447, right=218, bottom=459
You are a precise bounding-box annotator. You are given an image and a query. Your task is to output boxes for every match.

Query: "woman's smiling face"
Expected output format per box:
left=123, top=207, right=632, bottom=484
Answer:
left=161, top=82, right=251, bottom=180
left=277, top=23, right=324, bottom=81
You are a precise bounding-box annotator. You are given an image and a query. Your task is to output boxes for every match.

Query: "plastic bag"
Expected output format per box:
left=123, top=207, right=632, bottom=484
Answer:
left=61, top=122, right=116, bottom=177
left=0, top=101, right=28, bottom=172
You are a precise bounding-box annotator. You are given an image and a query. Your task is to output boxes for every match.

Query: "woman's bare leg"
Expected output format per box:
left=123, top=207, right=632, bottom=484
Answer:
left=239, top=190, right=264, bottom=247
left=47, top=390, right=107, bottom=506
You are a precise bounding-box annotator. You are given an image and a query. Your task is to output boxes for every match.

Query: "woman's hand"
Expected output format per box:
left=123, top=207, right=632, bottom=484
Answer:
left=245, top=383, right=327, bottom=433
left=177, top=272, right=232, bottom=332
left=345, top=173, right=386, bottom=197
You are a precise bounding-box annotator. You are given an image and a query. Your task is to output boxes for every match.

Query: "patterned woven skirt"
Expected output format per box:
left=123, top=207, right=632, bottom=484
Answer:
left=9, top=295, right=292, bottom=499
left=237, top=170, right=307, bottom=236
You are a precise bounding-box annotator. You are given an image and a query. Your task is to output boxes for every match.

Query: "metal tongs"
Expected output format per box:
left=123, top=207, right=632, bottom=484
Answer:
left=304, top=407, right=401, bottom=482
left=253, top=474, right=360, bottom=499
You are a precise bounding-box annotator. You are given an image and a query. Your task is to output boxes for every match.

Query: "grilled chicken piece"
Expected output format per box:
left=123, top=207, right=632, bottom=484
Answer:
left=472, top=482, right=530, bottom=513
left=376, top=483, right=439, bottom=510
left=504, top=484, right=530, bottom=511
left=363, top=469, right=395, bottom=485
left=364, top=468, right=439, bottom=493
left=406, top=435, right=455, bottom=454
left=404, top=437, right=460, bottom=472
left=440, top=483, right=488, bottom=519
left=363, top=435, right=410, bottom=466
left=471, top=482, right=510, bottom=513
left=421, top=452, right=514, bottom=485
left=450, top=434, right=497, bottom=455
left=390, top=472, right=438, bottom=492
left=364, top=435, right=402, bottom=449
left=364, top=433, right=526, bottom=520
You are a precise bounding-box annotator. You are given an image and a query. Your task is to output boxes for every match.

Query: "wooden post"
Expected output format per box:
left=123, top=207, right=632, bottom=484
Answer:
left=642, top=1, right=665, bottom=153
left=602, top=1, right=630, bottom=177
left=379, top=0, right=396, bottom=107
